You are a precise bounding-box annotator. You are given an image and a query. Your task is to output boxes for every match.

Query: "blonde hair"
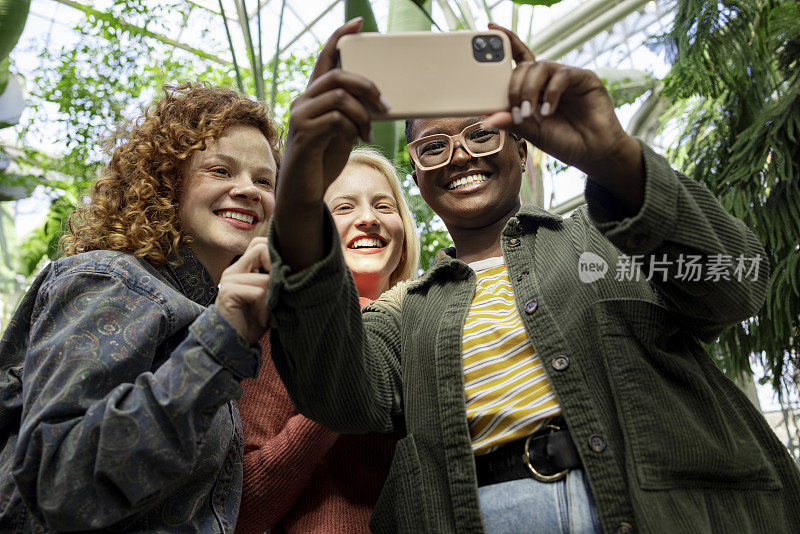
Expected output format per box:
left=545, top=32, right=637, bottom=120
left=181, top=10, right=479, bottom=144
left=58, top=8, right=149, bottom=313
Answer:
left=345, top=147, right=420, bottom=287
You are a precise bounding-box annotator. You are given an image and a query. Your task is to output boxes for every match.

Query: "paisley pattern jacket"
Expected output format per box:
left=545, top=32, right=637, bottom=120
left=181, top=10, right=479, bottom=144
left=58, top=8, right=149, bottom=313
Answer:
left=0, top=248, right=260, bottom=532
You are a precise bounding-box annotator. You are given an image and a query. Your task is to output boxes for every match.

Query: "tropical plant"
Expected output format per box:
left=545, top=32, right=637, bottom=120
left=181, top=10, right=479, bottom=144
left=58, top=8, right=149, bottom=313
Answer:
left=9, top=0, right=317, bottom=275
left=657, top=0, right=800, bottom=389
left=12, top=0, right=233, bottom=274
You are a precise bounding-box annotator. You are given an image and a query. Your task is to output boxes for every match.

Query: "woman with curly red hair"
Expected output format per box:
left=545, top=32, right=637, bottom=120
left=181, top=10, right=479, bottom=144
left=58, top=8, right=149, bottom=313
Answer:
left=0, top=82, right=278, bottom=532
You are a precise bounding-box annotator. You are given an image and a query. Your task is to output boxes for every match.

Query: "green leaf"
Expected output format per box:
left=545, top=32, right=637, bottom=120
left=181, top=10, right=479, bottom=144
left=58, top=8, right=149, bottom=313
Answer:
left=344, top=0, right=380, bottom=33
left=510, top=0, right=563, bottom=6
left=0, top=0, right=30, bottom=62
left=657, top=0, right=800, bottom=390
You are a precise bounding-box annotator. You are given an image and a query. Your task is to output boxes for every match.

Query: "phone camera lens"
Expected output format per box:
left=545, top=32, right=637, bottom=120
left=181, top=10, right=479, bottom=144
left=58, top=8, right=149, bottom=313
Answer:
left=489, top=37, right=503, bottom=51
left=473, top=37, right=487, bottom=50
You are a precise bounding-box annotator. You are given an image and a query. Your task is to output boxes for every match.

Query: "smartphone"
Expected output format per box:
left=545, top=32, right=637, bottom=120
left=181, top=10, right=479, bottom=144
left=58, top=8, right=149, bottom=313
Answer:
left=338, top=31, right=513, bottom=120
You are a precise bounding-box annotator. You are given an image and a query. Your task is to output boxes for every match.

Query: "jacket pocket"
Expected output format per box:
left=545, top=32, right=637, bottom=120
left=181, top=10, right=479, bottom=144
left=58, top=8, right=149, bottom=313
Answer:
left=596, top=298, right=781, bottom=491
left=370, top=434, right=431, bottom=533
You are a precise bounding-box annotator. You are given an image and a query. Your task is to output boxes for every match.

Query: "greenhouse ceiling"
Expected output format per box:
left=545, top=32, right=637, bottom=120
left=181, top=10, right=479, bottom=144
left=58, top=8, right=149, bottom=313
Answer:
left=32, top=0, right=674, bottom=75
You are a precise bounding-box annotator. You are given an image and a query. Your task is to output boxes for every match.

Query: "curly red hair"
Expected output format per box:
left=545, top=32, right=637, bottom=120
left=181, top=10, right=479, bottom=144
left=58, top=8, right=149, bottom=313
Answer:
left=61, top=82, right=282, bottom=265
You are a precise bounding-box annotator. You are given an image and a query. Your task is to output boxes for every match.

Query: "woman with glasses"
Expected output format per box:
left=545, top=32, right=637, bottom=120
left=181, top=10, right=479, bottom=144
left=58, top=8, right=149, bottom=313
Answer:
left=265, top=18, right=799, bottom=534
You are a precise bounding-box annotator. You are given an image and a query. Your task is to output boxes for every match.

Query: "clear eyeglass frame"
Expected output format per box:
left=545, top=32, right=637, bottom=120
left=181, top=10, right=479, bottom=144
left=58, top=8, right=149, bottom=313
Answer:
left=406, top=122, right=506, bottom=171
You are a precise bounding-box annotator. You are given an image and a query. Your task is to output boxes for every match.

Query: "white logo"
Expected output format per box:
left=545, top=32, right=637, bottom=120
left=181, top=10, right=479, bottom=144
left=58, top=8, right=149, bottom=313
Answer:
left=578, top=252, right=608, bottom=283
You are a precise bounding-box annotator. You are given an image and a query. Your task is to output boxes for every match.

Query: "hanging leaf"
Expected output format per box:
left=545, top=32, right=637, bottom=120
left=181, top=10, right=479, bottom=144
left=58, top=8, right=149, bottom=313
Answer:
left=0, top=0, right=30, bottom=62
left=510, top=0, right=564, bottom=7
left=344, top=0, right=380, bottom=33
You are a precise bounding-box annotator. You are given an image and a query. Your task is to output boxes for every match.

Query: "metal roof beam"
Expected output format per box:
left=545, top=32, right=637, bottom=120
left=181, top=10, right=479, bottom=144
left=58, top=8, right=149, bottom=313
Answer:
left=274, top=0, right=341, bottom=54
left=532, top=0, right=650, bottom=60
left=51, top=0, right=237, bottom=67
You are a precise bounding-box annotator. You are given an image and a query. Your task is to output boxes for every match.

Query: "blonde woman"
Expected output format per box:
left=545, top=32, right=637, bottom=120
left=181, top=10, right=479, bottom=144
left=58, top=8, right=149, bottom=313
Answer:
left=236, top=148, right=419, bottom=533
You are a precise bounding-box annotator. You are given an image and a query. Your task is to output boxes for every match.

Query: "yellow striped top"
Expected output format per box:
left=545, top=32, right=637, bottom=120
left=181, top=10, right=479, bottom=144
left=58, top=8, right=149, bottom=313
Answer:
left=463, top=257, right=561, bottom=455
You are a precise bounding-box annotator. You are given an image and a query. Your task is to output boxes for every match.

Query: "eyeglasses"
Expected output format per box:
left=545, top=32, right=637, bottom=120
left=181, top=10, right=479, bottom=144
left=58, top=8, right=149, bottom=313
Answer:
left=407, top=122, right=506, bottom=171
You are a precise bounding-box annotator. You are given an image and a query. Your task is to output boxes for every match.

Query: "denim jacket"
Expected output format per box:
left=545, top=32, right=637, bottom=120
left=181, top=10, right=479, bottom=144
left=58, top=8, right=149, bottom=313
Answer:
left=0, top=248, right=260, bottom=532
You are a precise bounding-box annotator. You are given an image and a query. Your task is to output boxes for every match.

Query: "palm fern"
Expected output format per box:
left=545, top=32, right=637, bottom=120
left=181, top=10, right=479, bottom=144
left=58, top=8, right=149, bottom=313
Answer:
left=657, top=0, right=800, bottom=389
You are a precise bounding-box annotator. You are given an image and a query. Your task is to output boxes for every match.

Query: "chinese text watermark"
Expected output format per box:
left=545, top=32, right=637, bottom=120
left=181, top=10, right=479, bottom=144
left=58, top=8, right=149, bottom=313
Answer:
left=578, top=253, right=763, bottom=283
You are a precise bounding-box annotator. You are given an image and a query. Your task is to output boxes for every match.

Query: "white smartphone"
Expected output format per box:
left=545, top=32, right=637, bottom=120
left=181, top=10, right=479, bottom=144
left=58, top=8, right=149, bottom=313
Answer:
left=337, top=31, right=513, bottom=120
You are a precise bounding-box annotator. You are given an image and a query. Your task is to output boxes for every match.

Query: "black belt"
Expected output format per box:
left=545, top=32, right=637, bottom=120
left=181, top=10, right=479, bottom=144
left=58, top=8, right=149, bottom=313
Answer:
left=474, top=417, right=582, bottom=487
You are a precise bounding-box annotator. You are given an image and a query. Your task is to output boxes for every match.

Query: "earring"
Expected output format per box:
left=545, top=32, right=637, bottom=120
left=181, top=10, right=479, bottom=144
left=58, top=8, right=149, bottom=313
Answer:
left=520, top=164, right=526, bottom=173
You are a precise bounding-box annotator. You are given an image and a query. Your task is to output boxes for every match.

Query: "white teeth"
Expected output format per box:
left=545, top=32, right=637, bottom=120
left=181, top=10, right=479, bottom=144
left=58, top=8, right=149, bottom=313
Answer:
left=447, top=173, right=489, bottom=190
left=350, top=237, right=384, bottom=249
left=218, top=211, right=255, bottom=224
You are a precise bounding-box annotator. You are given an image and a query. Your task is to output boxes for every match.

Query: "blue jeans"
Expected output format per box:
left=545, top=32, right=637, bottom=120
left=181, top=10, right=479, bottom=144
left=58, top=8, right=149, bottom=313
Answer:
left=478, top=469, right=602, bottom=533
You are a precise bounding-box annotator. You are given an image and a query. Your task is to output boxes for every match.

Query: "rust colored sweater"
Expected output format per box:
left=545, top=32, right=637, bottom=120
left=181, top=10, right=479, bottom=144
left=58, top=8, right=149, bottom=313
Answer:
left=236, top=329, right=397, bottom=534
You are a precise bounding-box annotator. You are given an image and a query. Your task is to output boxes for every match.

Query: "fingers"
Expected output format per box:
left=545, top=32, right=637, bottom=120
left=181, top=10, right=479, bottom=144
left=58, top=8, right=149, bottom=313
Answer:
left=225, top=240, right=270, bottom=275
left=305, top=70, right=386, bottom=117
left=538, top=66, right=575, bottom=117
left=508, top=61, right=592, bottom=122
left=488, top=23, right=535, bottom=63
left=483, top=111, right=512, bottom=128
left=247, top=237, right=271, bottom=273
left=220, top=273, right=270, bottom=293
left=508, top=60, right=536, bottom=122
left=291, top=70, right=387, bottom=144
left=296, top=82, right=374, bottom=142
left=216, top=267, right=270, bottom=344
left=308, top=17, right=364, bottom=85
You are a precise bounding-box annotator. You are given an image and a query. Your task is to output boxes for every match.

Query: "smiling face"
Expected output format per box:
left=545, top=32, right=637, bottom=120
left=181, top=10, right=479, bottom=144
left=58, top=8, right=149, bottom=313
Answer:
left=409, top=117, right=526, bottom=232
left=178, top=124, right=277, bottom=281
left=324, top=163, right=405, bottom=300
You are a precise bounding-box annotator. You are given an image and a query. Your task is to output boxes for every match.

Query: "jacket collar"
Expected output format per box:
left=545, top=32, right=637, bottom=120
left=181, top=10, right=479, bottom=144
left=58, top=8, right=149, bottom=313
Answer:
left=514, top=203, right=564, bottom=227
left=160, top=247, right=218, bottom=306
left=408, top=204, right=562, bottom=293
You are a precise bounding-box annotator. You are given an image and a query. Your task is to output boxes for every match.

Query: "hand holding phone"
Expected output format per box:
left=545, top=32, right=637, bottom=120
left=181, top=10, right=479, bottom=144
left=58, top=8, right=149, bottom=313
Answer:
left=338, top=30, right=513, bottom=120
left=485, top=24, right=643, bottom=212
left=275, top=17, right=388, bottom=271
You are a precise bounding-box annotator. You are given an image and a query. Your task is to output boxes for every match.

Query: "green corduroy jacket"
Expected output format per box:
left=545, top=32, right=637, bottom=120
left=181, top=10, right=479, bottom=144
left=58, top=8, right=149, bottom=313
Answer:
left=267, top=144, right=800, bottom=533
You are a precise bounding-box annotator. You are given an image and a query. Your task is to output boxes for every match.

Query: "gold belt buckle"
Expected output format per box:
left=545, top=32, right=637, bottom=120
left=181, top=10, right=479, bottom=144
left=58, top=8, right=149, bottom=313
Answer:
left=522, top=423, right=569, bottom=483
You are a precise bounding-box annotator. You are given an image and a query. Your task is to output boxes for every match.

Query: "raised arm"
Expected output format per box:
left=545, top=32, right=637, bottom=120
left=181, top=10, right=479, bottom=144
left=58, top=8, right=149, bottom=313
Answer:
left=268, top=213, right=405, bottom=434
left=583, top=145, right=769, bottom=340
left=273, top=18, right=388, bottom=271
left=267, top=20, right=400, bottom=433
left=484, top=25, right=767, bottom=338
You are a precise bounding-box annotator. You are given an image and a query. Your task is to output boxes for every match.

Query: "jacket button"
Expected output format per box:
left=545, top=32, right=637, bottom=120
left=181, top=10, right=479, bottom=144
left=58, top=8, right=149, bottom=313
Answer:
left=551, top=355, right=569, bottom=371
left=524, top=299, right=538, bottom=314
left=588, top=434, right=606, bottom=453
left=516, top=269, right=529, bottom=282
left=508, top=237, right=521, bottom=247
left=616, top=522, right=633, bottom=534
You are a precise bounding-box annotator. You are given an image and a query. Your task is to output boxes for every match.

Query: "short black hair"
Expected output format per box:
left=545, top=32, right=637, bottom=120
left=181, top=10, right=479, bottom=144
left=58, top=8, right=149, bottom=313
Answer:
left=404, top=119, right=416, bottom=144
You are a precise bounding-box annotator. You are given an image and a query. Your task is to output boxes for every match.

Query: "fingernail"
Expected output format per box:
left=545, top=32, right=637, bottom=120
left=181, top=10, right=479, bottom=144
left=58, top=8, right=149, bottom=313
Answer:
left=512, top=106, right=522, bottom=125
left=379, top=96, right=391, bottom=111
left=346, top=16, right=363, bottom=24
left=520, top=100, right=532, bottom=118
left=540, top=102, right=552, bottom=116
